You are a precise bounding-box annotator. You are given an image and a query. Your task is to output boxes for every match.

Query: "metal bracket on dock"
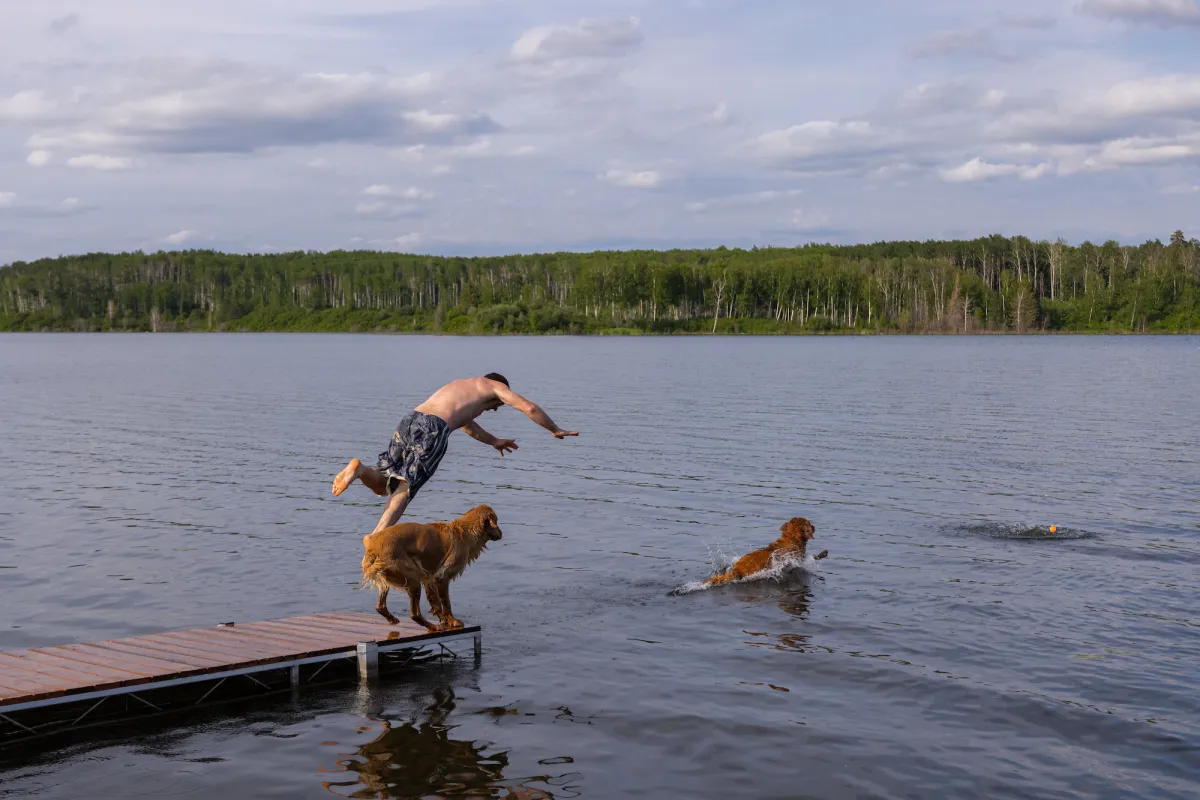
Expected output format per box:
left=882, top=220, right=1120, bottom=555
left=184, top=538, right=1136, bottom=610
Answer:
left=357, top=641, right=379, bottom=681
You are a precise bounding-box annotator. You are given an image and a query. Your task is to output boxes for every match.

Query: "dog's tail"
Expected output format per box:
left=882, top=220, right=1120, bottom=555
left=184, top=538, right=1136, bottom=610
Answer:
left=359, top=552, right=389, bottom=591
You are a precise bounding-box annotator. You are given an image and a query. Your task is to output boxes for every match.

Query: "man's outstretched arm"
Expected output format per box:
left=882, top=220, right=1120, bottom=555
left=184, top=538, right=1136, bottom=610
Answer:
left=491, top=383, right=578, bottom=438
left=460, top=420, right=518, bottom=455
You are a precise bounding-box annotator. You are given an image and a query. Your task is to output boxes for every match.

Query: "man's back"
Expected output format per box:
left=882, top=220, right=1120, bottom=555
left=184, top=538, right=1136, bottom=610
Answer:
left=415, top=377, right=496, bottom=429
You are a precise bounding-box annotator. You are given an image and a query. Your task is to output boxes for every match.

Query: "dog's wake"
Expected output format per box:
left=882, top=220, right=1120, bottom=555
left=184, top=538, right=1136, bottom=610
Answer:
left=669, top=547, right=824, bottom=596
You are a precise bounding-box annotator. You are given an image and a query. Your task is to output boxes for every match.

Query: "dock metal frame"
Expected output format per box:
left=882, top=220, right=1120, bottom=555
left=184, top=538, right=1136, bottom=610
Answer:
left=0, top=629, right=480, bottom=744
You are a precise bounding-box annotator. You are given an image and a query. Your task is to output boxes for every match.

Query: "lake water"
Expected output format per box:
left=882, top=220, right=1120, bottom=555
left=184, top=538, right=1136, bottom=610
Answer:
left=1, top=334, right=1198, bottom=799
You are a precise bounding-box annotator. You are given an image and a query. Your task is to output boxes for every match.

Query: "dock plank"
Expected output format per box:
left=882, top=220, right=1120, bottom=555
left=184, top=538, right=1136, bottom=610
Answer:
left=0, top=611, right=478, bottom=710
left=41, top=644, right=196, bottom=678
left=152, top=631, right=300, bottom=661
left=9, top=650, right=141, bottom=683
left=244, top=618, right=419, bottom=644
left=93, top=639, right=233, bottom=669
left=218, top=622, right=367, bottom=650
left=294, top=614, right=431, bottom=638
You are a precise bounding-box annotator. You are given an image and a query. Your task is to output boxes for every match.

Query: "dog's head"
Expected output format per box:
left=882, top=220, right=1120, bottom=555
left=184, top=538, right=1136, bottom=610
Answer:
left=465, top=504, right=503, bottom=541
left=780, top=517, right=815, bottom=545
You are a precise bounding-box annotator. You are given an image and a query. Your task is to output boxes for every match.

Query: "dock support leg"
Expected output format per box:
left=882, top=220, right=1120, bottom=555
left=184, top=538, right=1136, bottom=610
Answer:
left=357, top=641, right=379, bottom=681
left=474, top=632, right=482, bottom=666
left=290, top=664, right=301, bottom=698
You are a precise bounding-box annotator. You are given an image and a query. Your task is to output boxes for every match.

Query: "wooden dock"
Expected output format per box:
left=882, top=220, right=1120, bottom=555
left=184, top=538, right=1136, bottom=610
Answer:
left=0, top=611, right=480, bottom=743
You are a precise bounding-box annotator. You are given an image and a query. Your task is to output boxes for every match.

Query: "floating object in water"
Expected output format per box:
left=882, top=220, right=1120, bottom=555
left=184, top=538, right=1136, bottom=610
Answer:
left=1049, top=525, right=1057, bottom=534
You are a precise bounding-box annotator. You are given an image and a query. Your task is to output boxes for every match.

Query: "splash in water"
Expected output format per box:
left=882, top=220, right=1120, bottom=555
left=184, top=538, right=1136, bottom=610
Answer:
left=669, top=545, right=824, bottom=596
left=954, top=522, right=1093, bottom=541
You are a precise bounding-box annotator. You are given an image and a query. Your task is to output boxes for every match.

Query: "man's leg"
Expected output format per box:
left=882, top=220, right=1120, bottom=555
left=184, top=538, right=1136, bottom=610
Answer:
left=372, top=482, right=411, bottom=533
left=333, top=458, right=389, bottom=497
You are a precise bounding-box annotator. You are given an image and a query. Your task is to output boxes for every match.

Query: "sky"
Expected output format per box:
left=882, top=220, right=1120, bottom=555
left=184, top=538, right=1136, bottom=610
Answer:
left=1, top=0, right=1199, bottom=263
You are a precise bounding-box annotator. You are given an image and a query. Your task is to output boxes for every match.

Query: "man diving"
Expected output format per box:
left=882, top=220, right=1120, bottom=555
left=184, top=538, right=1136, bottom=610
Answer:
left=332, top=373, right=578, bottom=533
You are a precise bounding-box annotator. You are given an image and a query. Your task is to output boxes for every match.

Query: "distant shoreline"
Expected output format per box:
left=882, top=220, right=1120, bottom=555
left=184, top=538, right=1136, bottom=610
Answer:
left=3, top=328, right=1196, bottom=336
left=4, top=237, right=1198, bottom=334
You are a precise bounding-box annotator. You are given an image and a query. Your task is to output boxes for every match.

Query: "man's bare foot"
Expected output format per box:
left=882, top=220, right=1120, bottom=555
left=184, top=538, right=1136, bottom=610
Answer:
left=332, top=458, right=361, bottom=496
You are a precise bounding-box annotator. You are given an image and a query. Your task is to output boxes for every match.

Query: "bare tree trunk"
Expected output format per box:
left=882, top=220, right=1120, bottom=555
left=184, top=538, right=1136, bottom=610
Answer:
left=711, top=273, right=727, bottom=334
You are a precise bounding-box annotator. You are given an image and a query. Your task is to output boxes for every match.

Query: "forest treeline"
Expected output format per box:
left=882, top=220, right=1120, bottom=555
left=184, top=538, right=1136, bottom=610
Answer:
left=2, top=232, right=1198, bottom=334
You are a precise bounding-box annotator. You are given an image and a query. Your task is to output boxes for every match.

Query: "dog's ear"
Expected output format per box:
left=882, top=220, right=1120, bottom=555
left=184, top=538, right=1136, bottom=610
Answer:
left=466, top=504, right=499, bottom=537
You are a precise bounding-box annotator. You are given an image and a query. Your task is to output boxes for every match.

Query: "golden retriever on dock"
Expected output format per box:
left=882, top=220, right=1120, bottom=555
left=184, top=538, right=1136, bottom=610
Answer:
left=361, top=505, right=502, bottom=631
left=703, top=516, right=827, bottom=587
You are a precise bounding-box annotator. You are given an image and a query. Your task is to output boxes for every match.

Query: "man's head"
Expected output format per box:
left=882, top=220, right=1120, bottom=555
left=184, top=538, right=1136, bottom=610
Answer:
left=483, top=373, right=508, bottom=411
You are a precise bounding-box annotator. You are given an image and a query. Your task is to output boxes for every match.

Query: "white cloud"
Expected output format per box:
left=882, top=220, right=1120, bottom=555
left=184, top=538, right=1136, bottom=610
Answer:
left=989, top=74, right=1200, bottom=144
left=1099, top=74, right=1200, bottom=117
left=391, top=233, right=423, bottom=251
left=1019, top=162, right=1053, bottom=180
left=363, top=185, right=430, bottom=200
left=897, top=82, right=974, bottom=110
left=601, top=168, right=661, bottom=188
left=708, top=102, right=731, bottom=125
left=26, top=150, right=51, bottom=167
left=511, top=17, right=642, bottom=62
left=391, top=137, right=511, bottom=167
left=355, top=201, right=421, bottom=219
left=1078, top=0, right=1200, bottom=27
left=686, top=189, right=803, bottom=213
left=981, top=89, right=1008, bottom=108
left=165, top=230, right=194, bottom=245
left=403, top=109, right=463, bottom=133
left=67, top=154, right=133, bottom=170
left=1101, top=138, right=1196, bottom=165
left=0, top=192, right=95, bottom=218
left=907, top=28, right=1011, bottom=61
left=446, top=138, right=493, bottom=158
left=791, top=208, right=831, bottom=231
left=19, top=67, right=495, bottom=158
left=752, top=120, right=893, bottom=173
left=0, top=90, right=56, bottom=121
left=940, top=158, right=1051, bottom=182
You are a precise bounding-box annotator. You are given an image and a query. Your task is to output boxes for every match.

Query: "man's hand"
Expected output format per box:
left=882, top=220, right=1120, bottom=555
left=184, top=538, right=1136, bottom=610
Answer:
left=552, top=430, right=579, bottom=439
left=493, top=438, right=518, bottom=456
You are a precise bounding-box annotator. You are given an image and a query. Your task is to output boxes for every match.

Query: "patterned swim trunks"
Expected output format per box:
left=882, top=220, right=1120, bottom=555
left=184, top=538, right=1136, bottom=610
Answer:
left=376, top=411, right=451, bottom=497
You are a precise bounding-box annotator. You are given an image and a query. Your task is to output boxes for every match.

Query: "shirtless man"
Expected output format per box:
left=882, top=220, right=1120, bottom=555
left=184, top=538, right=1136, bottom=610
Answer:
left=332, top=373, right=578, bottom=533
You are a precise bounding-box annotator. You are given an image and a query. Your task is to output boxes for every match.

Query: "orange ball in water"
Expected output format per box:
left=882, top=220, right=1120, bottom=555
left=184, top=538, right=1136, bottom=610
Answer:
left=1049, top=525, right=1057, bottom=534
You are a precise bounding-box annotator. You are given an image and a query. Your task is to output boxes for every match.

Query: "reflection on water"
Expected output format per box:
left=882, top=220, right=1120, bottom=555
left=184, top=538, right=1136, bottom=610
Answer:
left=319, top=686, right=581, bottom=799
left=737, top=574, right=825, bottom=656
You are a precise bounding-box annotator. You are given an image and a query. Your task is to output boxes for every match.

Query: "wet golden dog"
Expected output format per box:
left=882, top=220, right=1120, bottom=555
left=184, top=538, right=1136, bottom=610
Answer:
left=361, top=505, right=502, bottom=630
left=703, top=516, right=827, bottom=587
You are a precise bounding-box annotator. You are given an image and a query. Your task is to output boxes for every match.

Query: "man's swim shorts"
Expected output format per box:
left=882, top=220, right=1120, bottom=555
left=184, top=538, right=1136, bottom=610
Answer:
left=376, top=410, right=450, bottom=498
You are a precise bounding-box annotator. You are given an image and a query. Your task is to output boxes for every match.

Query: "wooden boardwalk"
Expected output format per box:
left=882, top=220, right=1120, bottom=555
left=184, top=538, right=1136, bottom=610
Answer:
left=0, top=612, right=480, bottom=742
